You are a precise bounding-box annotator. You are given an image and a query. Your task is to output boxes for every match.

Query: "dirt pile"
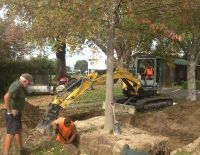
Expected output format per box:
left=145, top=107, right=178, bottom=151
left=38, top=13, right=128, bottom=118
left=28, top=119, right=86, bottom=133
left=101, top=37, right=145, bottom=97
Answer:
left=171, top=137, right=200, bottom=155
left=132, top=101, right=200, bottom=150
left=0, top=110, right=6, bottom=127
left=76, top=116, right=170, bottom=155
left=0, top=102, right=45, bottom=129
left=22, top=102, right=45, bottom=128
left=28, top=95, right=54, bottom=106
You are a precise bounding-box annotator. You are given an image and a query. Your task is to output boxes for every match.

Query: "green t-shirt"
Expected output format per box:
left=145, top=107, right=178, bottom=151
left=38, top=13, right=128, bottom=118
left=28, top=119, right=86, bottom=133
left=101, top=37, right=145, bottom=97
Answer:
left=8, top=80, right=25, bottom=111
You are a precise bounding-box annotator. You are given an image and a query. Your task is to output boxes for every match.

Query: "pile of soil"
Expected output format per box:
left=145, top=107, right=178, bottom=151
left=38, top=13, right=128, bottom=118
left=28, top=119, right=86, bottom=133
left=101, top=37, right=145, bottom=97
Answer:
left=76, top=116, right=170, bottom=155
left=0, top=102, right=45, bottom=128
left=28, top=95, right=54, bottom=106
left=0, top=101, right=45, bottom=154
left=22, top=102, right=45, bottom=128
left=132, top=101, right=200, bottom=150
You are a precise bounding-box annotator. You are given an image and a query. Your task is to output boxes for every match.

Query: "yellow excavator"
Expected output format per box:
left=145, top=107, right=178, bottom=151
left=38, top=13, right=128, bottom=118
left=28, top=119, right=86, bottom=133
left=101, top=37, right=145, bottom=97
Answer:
left=37, top=56, right=173, bottom=129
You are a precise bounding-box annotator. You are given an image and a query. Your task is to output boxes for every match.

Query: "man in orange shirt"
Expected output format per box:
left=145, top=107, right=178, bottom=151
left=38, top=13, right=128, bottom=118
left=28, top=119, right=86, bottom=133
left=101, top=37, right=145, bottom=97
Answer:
left=51, top=117, right=79, bottom=154
left=51, top=117, right=78, bottom=144
left=144, top=65, right=154, bottom=80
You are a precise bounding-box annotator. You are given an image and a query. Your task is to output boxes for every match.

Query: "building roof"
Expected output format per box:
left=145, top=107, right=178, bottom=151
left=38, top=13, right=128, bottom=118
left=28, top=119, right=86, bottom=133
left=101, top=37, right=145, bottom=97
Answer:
left=174, top=59, right=187, bottom=65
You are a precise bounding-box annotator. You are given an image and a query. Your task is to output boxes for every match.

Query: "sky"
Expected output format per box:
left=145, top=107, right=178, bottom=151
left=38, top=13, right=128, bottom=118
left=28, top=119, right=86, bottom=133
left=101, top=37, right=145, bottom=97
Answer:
left=46, top=46, right=106, bottom=69
left=0, top=6, right=7, bottom=18
left=47, top=49, right=92, bottom=67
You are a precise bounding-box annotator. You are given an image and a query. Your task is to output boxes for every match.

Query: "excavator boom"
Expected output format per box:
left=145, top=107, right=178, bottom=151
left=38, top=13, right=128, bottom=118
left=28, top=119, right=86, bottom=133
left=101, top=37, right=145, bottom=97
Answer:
left=53, top=68, right=141, bottom=108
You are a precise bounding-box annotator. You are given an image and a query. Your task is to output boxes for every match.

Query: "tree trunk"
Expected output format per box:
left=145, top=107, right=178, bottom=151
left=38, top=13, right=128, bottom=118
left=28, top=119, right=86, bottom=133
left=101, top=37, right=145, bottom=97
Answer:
left=117, top=54, right=130, bottom=69
left=115, top=39, right=133, bottom=69
left=104, top=23, right=115, bottom=132
left=187, top=57, right=197, bottom=101
left=56, top=43, right=66, bottom=79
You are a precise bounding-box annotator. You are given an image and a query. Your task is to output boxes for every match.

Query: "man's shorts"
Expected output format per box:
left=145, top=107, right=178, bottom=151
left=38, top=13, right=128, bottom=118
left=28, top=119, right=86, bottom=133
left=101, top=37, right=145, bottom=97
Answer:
left=5, top=112, right=22, bottom=134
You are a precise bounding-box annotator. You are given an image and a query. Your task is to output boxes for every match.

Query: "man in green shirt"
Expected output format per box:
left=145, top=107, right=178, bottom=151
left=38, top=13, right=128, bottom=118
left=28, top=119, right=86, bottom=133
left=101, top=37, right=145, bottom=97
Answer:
left=3, top=73, right=33, bottom=155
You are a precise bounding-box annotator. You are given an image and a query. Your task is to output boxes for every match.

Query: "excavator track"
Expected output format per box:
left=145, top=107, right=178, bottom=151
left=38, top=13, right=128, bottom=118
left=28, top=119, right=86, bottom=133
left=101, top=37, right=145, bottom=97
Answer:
left=116, top=96, right=173, bottom=112
left=134, top=97, right=173, bottom=112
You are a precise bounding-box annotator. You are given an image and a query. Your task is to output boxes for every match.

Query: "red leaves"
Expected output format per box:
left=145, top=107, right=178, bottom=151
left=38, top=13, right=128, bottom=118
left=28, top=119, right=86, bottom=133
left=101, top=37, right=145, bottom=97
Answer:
left=140, top=19, right=183, bottom=41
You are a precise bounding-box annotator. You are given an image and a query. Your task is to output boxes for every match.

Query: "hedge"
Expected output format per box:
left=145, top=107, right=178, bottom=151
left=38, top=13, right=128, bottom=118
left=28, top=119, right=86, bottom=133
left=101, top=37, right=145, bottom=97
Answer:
left=0, top=58, right=56, bottom=96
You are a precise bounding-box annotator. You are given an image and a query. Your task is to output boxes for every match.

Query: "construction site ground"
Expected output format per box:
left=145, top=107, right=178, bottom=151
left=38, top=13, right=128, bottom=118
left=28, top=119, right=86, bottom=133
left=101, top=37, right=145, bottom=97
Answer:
left=0, top=88, right=200, bottom=155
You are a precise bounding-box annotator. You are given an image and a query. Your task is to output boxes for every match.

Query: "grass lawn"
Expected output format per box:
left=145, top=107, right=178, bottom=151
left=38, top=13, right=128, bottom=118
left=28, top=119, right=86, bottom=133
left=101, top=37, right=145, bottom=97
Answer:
left=31, top=143, right=69, bottom=155
left=175, top=152, right=192, bottom=155
left=76, top=84, right=123, bottom=104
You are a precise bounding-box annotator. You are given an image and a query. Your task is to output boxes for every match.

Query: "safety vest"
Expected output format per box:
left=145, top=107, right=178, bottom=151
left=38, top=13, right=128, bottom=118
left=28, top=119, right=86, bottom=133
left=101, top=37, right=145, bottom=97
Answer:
left=146, top=67, right=154, bottom=77
left=56, top=117, right=75, bottom=143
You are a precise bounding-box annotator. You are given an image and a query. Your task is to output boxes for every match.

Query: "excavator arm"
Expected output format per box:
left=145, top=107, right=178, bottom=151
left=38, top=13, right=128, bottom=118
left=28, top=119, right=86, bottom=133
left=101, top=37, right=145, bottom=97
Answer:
left=37, top=68, right=142, bottom=129
left=53, top=68, right=141, bottom=108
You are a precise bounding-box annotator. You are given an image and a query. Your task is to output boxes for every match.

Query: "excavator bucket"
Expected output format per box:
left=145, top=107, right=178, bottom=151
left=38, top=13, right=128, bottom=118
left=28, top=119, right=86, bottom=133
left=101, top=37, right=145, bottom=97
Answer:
left=36, top=103, right=62, bottom=133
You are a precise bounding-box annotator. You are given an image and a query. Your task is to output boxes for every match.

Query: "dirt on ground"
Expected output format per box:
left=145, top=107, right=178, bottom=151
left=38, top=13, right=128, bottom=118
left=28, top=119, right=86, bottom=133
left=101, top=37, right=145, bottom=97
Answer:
left=132, top=100, right=200, bottom=151
left=0, top=95, right=200, bottom=155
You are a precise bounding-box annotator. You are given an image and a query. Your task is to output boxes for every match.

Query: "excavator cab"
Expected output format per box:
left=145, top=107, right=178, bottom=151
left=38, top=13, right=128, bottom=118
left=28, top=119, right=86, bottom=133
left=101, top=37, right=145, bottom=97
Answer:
left=135, top=56, right=162, bottom=88
left=122, top=56, right=164, bottom=98
left=121, top=56, right=172, bottom=112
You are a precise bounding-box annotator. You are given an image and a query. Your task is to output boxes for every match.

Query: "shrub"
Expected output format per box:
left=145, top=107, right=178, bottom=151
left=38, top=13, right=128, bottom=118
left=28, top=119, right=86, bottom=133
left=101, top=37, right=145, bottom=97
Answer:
left=0, top=58, right=56, bottom=97
left=180, top=80, right=200, bottom=90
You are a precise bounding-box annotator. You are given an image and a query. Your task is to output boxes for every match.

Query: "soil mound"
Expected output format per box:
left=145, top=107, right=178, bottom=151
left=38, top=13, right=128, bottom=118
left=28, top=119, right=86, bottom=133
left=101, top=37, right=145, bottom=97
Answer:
left=0, top=102, right=44, bottom=128
left=22, top=102, right=45, bottom=128
left=77, top=116, right=170, bottom=155
left=132, top=101, right=200, bottom=150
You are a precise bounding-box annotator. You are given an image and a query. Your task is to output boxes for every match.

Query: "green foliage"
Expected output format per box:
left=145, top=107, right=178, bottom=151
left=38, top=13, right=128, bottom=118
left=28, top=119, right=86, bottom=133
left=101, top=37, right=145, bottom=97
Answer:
left=179, top=81, right=187, bottom=89
left=74, top=60, right=88, bottom=74
left=174, top=152, right=191, bottom=155
left=31, top=142, right=69, bottom=155
left=0, top=18, right=30, bottom=60
left=0, top=57, right=56, bottom=96
left=180, top=80, right=200, bottom=90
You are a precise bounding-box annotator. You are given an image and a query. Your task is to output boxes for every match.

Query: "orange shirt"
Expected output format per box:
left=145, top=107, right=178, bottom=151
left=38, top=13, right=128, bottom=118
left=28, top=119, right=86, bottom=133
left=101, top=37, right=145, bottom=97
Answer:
left=146, top=67, right=154, bottom=77
left=56, top=117, right=75, bottom=143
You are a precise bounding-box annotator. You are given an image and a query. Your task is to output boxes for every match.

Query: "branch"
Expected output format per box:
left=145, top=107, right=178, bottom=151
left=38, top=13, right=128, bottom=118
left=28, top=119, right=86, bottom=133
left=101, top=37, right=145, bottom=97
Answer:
left=120, top=1, right=182, bottom=16
left=90, top=38, right=107, bottom=54
left=177, top=41, right=187, bottom=53
left=140, top=19, right=183, bottom=42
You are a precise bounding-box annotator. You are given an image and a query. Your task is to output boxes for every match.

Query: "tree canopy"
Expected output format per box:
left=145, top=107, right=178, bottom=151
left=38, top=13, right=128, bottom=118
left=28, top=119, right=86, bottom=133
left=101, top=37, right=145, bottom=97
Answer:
left=74, top=60, right=88, bottom=74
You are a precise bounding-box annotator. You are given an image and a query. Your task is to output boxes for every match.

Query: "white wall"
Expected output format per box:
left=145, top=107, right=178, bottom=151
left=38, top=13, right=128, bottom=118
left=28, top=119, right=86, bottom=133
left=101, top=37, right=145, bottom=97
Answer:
left=88, top=52, right=107, bottom=71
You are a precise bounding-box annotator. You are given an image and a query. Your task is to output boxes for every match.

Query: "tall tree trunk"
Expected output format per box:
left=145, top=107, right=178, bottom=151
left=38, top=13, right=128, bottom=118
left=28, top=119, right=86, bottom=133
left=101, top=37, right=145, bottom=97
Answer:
left=104, top=0, right=121, bottom=132
left=115, top=40, right=133, bottom=69
left=187, top=56, right=197, bottom=101
left=116, top=53, right=131, bottom=69
left=56, top=43, right=66, bottom=79
left=104, top=22, right=115, bottom=131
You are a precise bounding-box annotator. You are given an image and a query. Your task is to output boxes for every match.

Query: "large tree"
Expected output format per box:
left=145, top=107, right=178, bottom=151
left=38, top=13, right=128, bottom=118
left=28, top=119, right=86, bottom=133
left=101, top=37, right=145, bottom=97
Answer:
left=52, top=38, right=67, bottom=79
left=0, top=0, right=123, bottom=131
left=133, top=0, right=200, bottom=101
left=174, top=0, right=200, bottom=101
left=0, top=18, right=29, bottom=60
